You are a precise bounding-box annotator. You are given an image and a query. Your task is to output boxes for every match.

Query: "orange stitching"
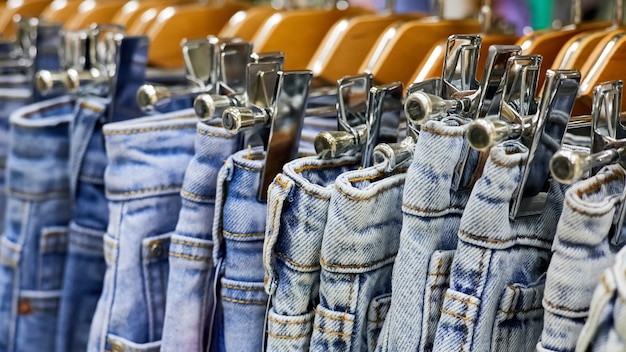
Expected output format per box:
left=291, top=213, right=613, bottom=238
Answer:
left=267, top=315, right=313, bottom=325
left=293, top=160, right=357, bottom=173
left=180, top=189, right=212, bottom=201
left=222, top=283, right=264, bottom=291
left=169, top=252, right=211, bottom=262
left=314, top=308, right=354, bottom=322
left=574, top=171, right=623, bottom=198
left=313, top=326, right=352, bottom=338
left=444, top=294, right=479, bottom=306
left=266, top=331, right=310, bottom=339
left=441, top=309, right=475, bottom=322
left=222, top=297, right=267, bottom=305
left=276, top=252, right=320, bottom=270
left=542, top=299, right=589, bottom=313
left=459, top=230, right=551, bottom=245
left=274, top=177, right=289, bottom=189
left=319, top=254, right=396, bottom=270
left=233, top=162, right=263, bottom=172
left=420, top=125, right=466, bottom=137
left=403, top=203, right=465, bottom=214
left=426, top=258, right=445, bottom=339
left=171, top=238, right=212, bottom=248
left=79, top=101, right=104, bottom=113
left=490, top=156, right=526, bottom=168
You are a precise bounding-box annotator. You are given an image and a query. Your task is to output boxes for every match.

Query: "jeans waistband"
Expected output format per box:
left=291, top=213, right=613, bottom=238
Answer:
left=6, top=95, right=75, bottom=198
left=103, top=109, right=197, bottom=200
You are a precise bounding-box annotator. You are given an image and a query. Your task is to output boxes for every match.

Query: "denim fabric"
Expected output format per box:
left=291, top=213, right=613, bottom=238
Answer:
left=309, top=160, right=406, bottom=351
left=211, top=148, right=269, bottom=352
left=263, top=155, right=360, bottom=351
left=0, top=96, right=75, bottom=352
left=376, top=118, right=472, bottom=352
left=576, top=244, right=626, bottom=352
left=537, top=165, right=625, bottom=352
left=56, top=97, right=110, bottom=352
left=87, top=110, right=197, bottom=352
left=432, top=141, right=567, bottom=352
left=160, top=120, right=242, bottom=352
left=0, top=86, right=31, bottom=230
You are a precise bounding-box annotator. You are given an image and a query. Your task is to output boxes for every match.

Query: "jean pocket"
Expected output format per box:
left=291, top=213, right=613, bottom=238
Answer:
left=435, top=289, right=481, bottom=352
left=266, top=309, right=314, bottom=351
left=311, top=303, right=356, bottom=350
left=141, top=233, right=171, bottom=339
left=220, top=277, right=267, bottom=351
left=491, top=281, right=545, bottom=351
left=422, top=250, right=454, bottom=351
left=39, top=226, right=68, bottom=290
left=367, top=294, right=392, bottom=352
left=105, top=333, right=161, bottom=352
left=15, top=289, right=61, bottom=351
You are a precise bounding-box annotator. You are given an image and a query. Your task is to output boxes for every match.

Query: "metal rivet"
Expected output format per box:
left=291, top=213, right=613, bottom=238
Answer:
left=110, top=340, right=124, bottom=352
left=17, top=299, right=32, bottom=315
left=149, top=241, right=163, bottom=258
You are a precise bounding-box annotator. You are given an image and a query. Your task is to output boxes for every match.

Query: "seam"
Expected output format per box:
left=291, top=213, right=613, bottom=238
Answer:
left=106, top=185, right=182, bottom=197
left=276, top=251, right=320, bottom=270
left=223, top=230, right=265, bottom=238
left=267, top=315, right=313, bottom=325
left=22, top=101, right=72, bottom=118
left=103, top=122, right=196, bottom=135
left=426, top=258, right=445, bottom=337
left=180, top=189, right=213, bottom=201
left=444, top=293, right=480, bottom=306
left=293, top=181, right=330, bottom=200
left=574, top=172, right=623, bottom=198
left=335, top=181, right=405, bottom=202
left=543, top=299, right=589, bottom=313
left=274, top=177, right=289, bottom=189
left=79, top=101, right=104, bottom=113
left=293, top=160, right=357, bottom=173
left=171, top=238, right=212, bottom=249
left=222, top=283, right=264, bottom=291
left=266, top=331, right=310, bottom=339
left=6, top=188, right=70, bottom=199
left=314, top=308, right=354, bottom=322
left=233, top=162, right=262, bottom=172
left=222, top=296, right=267, bottom=305
left=319, top=254, right=396, bottom=270
left=169, top=252, right=211, bottom=262
left=313, top=326, right=351, bottom=337
left=459, top=230, right=551, bottom=245
left=197, top=128, right=236, bottom=139
left=403, top=203, right=465, bottom=214
left=490, top=156, right=526, bottom=168
left=441, top=309, right=476, bottom=322
left=420, top=125, right=466, bottom=137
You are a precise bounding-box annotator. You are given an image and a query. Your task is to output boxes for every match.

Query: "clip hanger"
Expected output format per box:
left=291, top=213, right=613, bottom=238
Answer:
left=550, top=81, right=626, bottom=245
left=221, top=61, right=313, bottom=201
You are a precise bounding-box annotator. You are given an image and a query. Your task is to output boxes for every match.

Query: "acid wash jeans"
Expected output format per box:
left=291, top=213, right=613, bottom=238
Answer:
left=160, top=120, right=242, bottom=352
left=432, top=141, right=567, bottom=352
left=263, top=155, right=360, bottom=351
left=56, top=97, right=111, bottom=352
left=309, top=159, right=406, bottom=351
left=376, top=117, right=472, bottom=352
left=537, top=164, right=625, bottom=352
left=87, top=110, right=197, bottom=352
left=0, top=96, right=75, bottom=352
left=576, top=241, right=626, bottom=352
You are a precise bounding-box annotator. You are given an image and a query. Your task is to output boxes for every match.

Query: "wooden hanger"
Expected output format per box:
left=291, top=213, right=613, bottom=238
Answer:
left=307, top=9, right=426, bottom=86
left=39, top=0, right=82, bottom=23
left=252, top=6, right=374, bottom=70
left=409, top=0, right=519, bottom=83
left=0, top=0, right=52, bottom=38
left=218, top=5, right=277, bottom=41
left=357, top=0, right=481, bottom=86
left=145, top=2, right=250, bottom=68
left=63, top=0, right=128, bottom=30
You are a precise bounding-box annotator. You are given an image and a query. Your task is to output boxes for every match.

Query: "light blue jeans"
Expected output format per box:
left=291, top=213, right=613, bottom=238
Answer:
left=264, top=155, right=359, bottom=351
left=87, top=110, right=197, bottom=352
left=309, top=160, right=406, bottom=351
left=537, top=164, right=625, bottom=352
left=0, top=96, right=75, bottom=352
left=433, top=141, right=567, bottom=352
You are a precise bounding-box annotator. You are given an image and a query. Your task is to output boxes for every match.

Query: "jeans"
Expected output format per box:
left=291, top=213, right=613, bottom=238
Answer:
left=160, top=120, right=242, bottom=352
left=211, top=148, right=270, bottom=352
left=537, top=164, right=625, bottom=352
left=432, top=141, right=567, bottom=352
left=309, top=160, right=406, bottom=351
left=576, top=244, right=626, bottom=352
left=0, top=96, right=75, bottom=352
left=264, top=155, right=359, bottom=351
left=87, top=109, right=197, bottom=352
left=0, top=85, right=31, bottom=229
left=376, top=118, right=472, bottom=352
left=56, top=97, right=110, bottom=352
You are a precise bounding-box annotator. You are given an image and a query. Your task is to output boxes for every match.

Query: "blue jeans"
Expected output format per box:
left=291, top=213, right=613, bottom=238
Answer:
left=0, top=85, right=31, bottom=230
left=537, top=164, right=624, bottom=352
left=309, top=161, right=406, bottom=351
left=211, top=148, right=270, bottom=352
left=432, top=141, right=567, bottom=352
left=87, top=110, right=197, bottom=352
left=576, top=243, right=626, bottom=352
left=160, top=120, right=242, bottom=352
left=376, top=118, right=472, bottom=352
left=0, top=96, right=75, bottom=352
left=56, top=97, right=111, bottom=352
left=264, top=155, right=359, bottom=351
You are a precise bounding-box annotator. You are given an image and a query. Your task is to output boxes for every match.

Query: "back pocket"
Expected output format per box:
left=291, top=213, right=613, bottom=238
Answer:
left=491, top=281, right=545, bottom=351
left=366, top=294, right=392, bottom=352
left=220, top=277, right=268, bottom=351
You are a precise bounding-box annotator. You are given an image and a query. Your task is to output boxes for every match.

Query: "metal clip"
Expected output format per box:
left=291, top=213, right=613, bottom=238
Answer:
left=35, top=29, right=89, bottom=95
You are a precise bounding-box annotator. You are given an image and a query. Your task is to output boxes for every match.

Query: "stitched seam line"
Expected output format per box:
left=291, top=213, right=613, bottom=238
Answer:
left=266, top=331, right=310, bottom=339
left=223, top=230, right=265, bottom=238
left=420, top=125, right=465, bottom=137
left=543, top=299, right=588, bottom=313
left=104, top=122, right=197, bottom=135
left=7, top=188, right=70, bottom=198
left=171, top=238, right=212, bottom=248
left=314, top=308, right=354, bottom=322
left=169, top=252, right=211, bottom=261
left=459, top=230, right=551, bottom=245
left=444, top=293, right=479, bottom=306
left=180, top=189, right=213, bottom=201
left=267, top=315, right=313, bottom=325
left=276, top=252, right=320, bottom=269
left=293, top=160, right=357, bottom=173
left=490, top=156, right=526, bottom=168
left=197, top=128, right=236, bottom=139
left=427, top=258, right=445, bottom=337
left=222, top=283, right=264, bottom=291
left=313, top=326, right=351, bottom=337
left=222, top=297, right=266, bottom=305
left=319, top=254, right=396, bottom=270
left=441, top=309, right=476, bottom=322
left=403, top=203, right=465, bottom=214
left=275, top=177, right=289, bottom=189
left=335, top=182, right=405, bottom=202
left=233, top=162, right=262, bottom=172
left=106, top=185, right=182, bottom=197
left=79, top=101, right=104, bottom=113
left=574, top=172, right=623, bottom=198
